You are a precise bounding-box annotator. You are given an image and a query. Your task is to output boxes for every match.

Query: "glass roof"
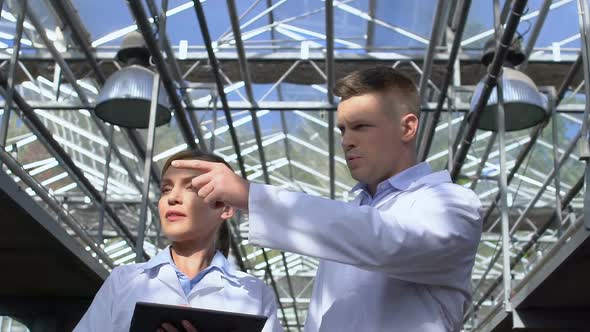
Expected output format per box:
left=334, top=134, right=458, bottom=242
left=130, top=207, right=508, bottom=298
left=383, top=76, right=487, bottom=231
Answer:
left=0, top=0, right=588, bottom=330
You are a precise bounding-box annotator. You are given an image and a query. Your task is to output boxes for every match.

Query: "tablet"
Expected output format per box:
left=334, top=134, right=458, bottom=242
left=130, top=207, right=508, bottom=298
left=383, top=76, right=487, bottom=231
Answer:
left=129, top=302, right=268, bottom=332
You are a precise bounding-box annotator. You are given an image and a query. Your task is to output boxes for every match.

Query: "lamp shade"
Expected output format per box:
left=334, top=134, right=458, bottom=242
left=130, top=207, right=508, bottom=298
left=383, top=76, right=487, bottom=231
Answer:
left=95, top=65, right=171, bottom=128
left=469, top=67, right=548, bottom=132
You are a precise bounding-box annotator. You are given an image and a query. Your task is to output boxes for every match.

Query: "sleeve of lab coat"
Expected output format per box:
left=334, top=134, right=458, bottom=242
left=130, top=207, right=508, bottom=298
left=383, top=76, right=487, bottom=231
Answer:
left=261, top=284, right=284, bottom=332
left=73, top=267, right=120, bottom=332
left=248, top=183, right=482, bottom=288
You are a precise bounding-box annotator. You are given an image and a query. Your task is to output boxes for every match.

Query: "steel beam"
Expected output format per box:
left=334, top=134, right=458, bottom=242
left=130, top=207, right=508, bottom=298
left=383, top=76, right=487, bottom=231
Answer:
left=126, top=0, right=198, bottom=151
left=48, top=0, right=106, bottom=83
left=418, top=0, right=472, bottom=161
left=521, top=0, right=552, bottom=68
left=227, top=0, right=270, bottom=183
left=365, top=0, right=376, bottom=50
left=144, top=0, right=207, bottom=152
left=0, top=0, right=25, bottom=150
left=465, top=172, right=585, bottom=321
left=326, top=0, right=336, bottom=200
left=480, top=55, right=583, bottom=227
left=577, top=0, right=590, bottom=230
left=191, top=0, right=246, bottom=177
left=0, top=147, right=115, bottom=267
left=227, top=2, right=299, bottom=326
left=0, top=72, right=146, bottom=259
left=416, top=0, right=451, bottom=147
left=193, top=1, right=288, bottom=325
left=26, top=1, right=162, bottom=240
left=48, top=0, right=163, bottom=207
left=450, top=0, right=528, bottom=180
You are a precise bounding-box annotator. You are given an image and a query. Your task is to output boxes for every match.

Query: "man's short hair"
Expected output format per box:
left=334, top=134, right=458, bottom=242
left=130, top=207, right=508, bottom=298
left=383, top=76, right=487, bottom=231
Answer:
left=161, top=149, right=232, bottom=258
left=334, top=66, right=420, bottom=117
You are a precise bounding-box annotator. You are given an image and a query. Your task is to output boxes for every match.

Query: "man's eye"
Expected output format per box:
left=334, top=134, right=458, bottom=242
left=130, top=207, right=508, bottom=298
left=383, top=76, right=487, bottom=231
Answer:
left=161, top=187, right=171, bottom=194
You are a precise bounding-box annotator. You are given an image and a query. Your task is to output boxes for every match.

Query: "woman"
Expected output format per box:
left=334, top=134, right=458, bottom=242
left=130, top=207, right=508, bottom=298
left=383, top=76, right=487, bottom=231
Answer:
left=74, top=150, right=282, bottom=332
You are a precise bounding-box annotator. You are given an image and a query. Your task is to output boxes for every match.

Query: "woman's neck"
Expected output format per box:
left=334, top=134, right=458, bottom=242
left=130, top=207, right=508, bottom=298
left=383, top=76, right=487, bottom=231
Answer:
left=170, top=240, right=216, bottom=279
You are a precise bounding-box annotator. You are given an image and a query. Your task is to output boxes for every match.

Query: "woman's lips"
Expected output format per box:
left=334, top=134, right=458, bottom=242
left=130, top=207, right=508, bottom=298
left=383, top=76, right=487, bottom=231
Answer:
left=165, top=211, right=186, bottom=221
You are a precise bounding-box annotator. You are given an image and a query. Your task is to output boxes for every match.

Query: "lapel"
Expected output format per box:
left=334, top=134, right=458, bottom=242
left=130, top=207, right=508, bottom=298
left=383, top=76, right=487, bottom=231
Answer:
left=187, top=271, right=225, bottom=300
left=156, top=264, right=186, bottom=299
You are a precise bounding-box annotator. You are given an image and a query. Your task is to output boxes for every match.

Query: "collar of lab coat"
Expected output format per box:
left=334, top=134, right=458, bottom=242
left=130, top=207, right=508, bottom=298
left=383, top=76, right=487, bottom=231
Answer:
left=351, top=162, right=450, bottom=194
left=141, top=246, right=241, bottom=289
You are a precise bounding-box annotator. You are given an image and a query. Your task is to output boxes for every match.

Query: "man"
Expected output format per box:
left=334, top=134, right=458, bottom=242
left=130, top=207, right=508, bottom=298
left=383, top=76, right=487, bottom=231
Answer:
left=173, top=67, right=482, bottom=331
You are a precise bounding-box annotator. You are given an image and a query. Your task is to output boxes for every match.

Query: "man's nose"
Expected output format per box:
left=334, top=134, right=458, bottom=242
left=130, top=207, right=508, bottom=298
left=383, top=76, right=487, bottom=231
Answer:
left=341, top=132, right=355, bottom=150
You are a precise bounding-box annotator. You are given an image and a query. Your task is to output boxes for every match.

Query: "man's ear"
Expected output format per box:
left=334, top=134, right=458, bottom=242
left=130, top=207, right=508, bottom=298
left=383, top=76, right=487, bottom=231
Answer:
left=220, top=204, right=235, bottom=220
left=400, top=113, right=419, bottom=143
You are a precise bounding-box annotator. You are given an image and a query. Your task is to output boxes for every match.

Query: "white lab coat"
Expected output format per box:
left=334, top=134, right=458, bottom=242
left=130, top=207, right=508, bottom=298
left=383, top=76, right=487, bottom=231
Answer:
left=248, top=165, right=482, bottom=332
left=74, top=248, right=283, bottom=332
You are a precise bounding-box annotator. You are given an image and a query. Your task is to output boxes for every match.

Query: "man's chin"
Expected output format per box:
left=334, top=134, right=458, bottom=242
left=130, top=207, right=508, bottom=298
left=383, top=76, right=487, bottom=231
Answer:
left=349, top=170, right=368, bottom=184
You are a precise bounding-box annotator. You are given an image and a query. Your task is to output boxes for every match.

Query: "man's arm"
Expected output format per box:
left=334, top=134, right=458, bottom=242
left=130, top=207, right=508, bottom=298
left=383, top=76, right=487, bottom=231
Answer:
left=248, top=182, right=482, bottom=289
left=170, top=160, right=482, bottom=288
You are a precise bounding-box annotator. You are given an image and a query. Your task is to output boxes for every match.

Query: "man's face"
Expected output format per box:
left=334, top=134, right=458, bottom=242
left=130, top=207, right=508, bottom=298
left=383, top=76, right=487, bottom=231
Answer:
left=158, top=166, right=229, bottom=243
left=337, top=92, right=414, bottom=188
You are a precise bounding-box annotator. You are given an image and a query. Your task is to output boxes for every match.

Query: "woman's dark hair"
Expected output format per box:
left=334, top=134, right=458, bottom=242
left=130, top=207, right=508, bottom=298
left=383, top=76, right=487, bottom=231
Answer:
left=161, top=149, right=232, bottom=257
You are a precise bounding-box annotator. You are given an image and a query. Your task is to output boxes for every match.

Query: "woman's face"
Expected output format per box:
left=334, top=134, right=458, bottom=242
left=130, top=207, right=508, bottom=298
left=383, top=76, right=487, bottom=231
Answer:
left=158, top=164, right=231, bottom=243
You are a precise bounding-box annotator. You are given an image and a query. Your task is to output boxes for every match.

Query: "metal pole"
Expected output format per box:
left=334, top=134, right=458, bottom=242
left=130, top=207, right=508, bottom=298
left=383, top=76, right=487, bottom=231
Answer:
left=419, top=0, right=472, bottom=161
left=0, top=147, right=115, bottom=268
left=126, top=0, right=198, bottom=150
left=521, top=0, right=552, bottom=69
left=496, top=77, right=512, bottom=312
left=576, top=0, right=590, bottom=230
left=0, top=0, right=26, bottom=150
left=0, top=76, right=146, bottom=259
left=226, top=3, right=300, bottom=325
left=465, top=166, right=586, bottom=322
left=549, top=93, right=563, bottom=236
left=97, top=126, right=114, bottom=245
left=144, top=0, right=208, bottom=151
left=50, top=0, right=172, bottom=191
left=26, top=2, right=161, bottom=242
left=326, top=0, right=335, bottom=200
left=227, top=0, right=271, bottom=184
left=450, top=0, right=528, bottom=181
left=136, top=74, right=160, bottom=262
left=480, top=55, right=582, bottom=228
left=366, top=0, right=376, bottom=50
left=192, top=0, right=247, bottom=178
left=416, top=0, right=451, bottom=148
left=469, top=132, right=497, bottom=190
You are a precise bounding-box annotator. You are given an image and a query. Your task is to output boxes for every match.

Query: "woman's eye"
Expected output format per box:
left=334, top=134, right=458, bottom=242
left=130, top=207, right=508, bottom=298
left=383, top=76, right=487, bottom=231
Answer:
left=161, top=187, right=171, bottom=194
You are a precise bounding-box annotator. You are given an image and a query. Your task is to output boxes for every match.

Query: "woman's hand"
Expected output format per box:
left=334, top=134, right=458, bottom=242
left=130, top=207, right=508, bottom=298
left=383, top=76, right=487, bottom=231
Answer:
left=158, top=320, right=198, bottom=332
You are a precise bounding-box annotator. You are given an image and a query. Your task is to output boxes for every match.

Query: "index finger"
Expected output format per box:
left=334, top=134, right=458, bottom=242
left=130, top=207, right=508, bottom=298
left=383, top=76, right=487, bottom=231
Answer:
left=182, top=320, right=199, bottom=332
left=171, top=160, right=216, bottom=171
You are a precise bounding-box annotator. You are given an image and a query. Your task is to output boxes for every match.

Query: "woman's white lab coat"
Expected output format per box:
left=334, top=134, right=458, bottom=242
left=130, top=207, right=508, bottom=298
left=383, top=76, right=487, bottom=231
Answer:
left=74, top=248, right=282, bottom=332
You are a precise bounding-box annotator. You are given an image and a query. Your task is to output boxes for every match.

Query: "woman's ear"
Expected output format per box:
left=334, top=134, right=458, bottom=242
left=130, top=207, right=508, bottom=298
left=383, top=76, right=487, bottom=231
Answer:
left=220, top=204, right=235, bottom=220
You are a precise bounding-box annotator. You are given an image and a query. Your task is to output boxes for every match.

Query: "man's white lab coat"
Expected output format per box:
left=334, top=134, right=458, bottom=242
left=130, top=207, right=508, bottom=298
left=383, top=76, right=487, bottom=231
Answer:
left=248, top=163, right=482, bottom=331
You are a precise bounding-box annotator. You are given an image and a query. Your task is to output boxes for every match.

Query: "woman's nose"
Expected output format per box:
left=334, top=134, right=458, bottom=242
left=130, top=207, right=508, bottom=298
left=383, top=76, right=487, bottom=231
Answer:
left=167, top=188, right=182, bottom=205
